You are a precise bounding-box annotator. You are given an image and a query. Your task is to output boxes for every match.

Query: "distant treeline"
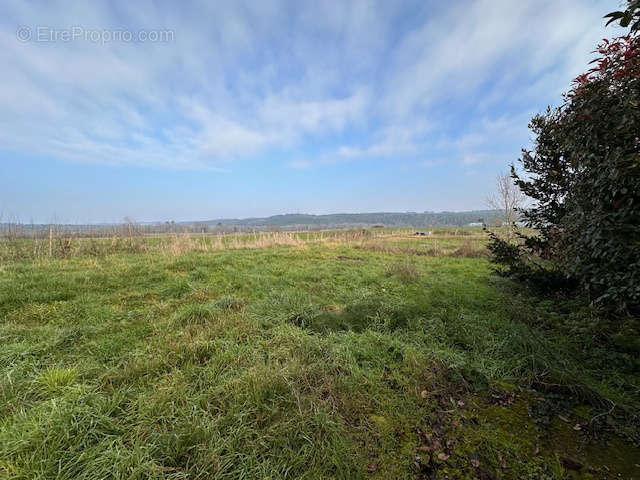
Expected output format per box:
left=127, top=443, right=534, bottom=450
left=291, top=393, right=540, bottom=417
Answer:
left=191, top=210, right=501, bottom=229
left=0, top=210, right=501, bottom=237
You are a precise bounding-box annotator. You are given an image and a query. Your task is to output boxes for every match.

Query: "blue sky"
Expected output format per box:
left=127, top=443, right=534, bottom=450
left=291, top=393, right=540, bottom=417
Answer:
left=0, top=0, right=621, bottom=223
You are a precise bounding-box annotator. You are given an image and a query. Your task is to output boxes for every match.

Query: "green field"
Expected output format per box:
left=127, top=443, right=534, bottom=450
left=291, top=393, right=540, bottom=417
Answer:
left=1, top=231, right=638, bottom=479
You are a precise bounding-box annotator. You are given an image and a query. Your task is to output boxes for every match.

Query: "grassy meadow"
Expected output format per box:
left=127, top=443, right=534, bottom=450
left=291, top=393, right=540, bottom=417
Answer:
left=1, top=229, right=639, bottom=479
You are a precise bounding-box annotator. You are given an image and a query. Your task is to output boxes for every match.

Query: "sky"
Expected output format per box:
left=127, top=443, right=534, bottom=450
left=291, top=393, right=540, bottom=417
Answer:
left=0, top=0, right=623, bottom=223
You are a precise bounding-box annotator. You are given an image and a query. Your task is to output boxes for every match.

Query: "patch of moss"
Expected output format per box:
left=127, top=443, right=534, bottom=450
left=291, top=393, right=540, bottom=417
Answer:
left=460, top=392, right=640, bottom=479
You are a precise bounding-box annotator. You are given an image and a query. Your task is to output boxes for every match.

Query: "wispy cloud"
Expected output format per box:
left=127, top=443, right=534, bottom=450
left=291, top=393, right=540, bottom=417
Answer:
left=0, top=0, right=616, bottom=174
left=288, top=159, right=312, bottom=169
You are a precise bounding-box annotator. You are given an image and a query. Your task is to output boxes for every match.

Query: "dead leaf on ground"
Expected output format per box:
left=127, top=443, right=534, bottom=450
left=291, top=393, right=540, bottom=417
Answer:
left=419, top=439, right=440, bottom=452
left=367, top=463, right=377, bottom=473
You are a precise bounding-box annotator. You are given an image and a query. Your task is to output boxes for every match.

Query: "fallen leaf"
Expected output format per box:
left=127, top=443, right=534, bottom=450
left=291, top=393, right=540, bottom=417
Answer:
left=420, top=390, right=428, bottom=398
left=498, top=453, right=507, bottom=468
left=367, top=463, right=377, bottom=473
left=558, top=415, right=570, bottom=423
left=437, top=453, right=450, bottom=461
left=573, top=423, right=582, bottom=431
left=471, top=459, right=480, bottom=468
left=457, top=400, right=465, bottom=407
left=422, top=439, right=441, bottom=452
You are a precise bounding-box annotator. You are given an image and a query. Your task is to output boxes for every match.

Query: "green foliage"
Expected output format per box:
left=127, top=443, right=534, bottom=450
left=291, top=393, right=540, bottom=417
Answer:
left=605, top=0, right=640, bottom=33
left=490, top=33, right=640, bottom=314
left=486, top=229, right=574, bottom=293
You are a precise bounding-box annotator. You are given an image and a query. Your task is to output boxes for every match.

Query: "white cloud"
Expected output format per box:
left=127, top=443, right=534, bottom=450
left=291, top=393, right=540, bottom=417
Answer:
left=258, top=89, right=369, bottom=139
left=461, top=154, right=483, bottom=166
left=381, top=0, right=614, bottom=117
left=336, top=119, right=432, bottom=159
left=0, top=0, right=618, bottom=171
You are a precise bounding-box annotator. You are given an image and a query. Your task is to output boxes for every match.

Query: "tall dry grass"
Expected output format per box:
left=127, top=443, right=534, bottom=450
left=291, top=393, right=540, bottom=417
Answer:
left=0, top=224, right=409, bottom=262
left=0, top=220, right=492, bottom=262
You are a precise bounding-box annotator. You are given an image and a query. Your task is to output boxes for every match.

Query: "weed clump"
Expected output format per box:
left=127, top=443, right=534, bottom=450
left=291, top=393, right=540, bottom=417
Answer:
left=385, top=261, right=420, bottom=283
left=172, top=304, right=217, bottom=326
left=160, top=278, right=192, bottom=298
left=211, top=294, right=245, bottom=311
left=452, top=241, right=488, bottom=258
left=38, top=367, right=78, bottom=393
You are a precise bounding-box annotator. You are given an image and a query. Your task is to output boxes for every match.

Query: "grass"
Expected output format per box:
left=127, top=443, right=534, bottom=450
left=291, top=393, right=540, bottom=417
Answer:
left=0, top=227, right=488, bottom=262
left=0, top=231, right=638, bottom=479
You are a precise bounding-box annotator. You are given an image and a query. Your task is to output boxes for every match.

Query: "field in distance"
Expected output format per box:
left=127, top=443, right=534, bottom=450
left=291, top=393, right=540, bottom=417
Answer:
left=1, top=228, right=638, bottom=479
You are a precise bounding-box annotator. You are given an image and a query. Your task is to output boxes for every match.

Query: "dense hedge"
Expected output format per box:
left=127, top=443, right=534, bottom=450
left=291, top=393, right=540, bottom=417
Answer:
left=489, top=25, right=640, bottom=314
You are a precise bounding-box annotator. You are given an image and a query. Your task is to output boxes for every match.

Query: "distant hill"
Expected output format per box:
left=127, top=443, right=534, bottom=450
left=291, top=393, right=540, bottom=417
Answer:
left=189, top=210, right=500, bottom=229
left=1, top=211, right=502, bottom=236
